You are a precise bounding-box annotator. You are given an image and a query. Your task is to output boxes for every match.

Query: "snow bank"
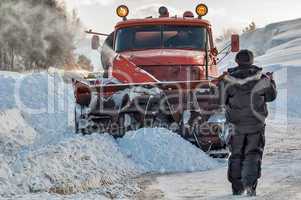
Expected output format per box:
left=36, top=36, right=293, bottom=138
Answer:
left=0, top=109, right=37, bottom=198
left=118, top=128, right=219, bottom=173
left=0, top=134, right=141, bottom=198
left=0, top=109, right=37, bottom=197
left=0, top=72, right=142, bottom=199
left=9, top=134, right=139, bottom=197
left=0, top=71, right=75, bottom=146
left=16, top=72, right=74, bottom=145
left=0, top=73, right=18, bottom=109
left=0, top=109, right=36, bottom=147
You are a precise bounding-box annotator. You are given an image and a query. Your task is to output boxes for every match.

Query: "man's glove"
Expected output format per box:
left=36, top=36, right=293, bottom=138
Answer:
left=266, top=72, right=274, bottom=80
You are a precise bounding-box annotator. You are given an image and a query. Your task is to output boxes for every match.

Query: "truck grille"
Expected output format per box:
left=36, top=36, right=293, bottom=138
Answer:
left=139, top=65, right=202, bottom=81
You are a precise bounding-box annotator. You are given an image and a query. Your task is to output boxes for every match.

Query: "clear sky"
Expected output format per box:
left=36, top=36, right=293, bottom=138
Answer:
left=65, top=0, right=301, bottom=37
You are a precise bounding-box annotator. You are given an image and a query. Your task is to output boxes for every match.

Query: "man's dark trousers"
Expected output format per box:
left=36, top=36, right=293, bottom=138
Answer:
left=228, top=128, right=265, bottom=192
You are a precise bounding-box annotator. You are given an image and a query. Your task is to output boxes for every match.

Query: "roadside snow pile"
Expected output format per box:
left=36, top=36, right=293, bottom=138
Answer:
left=0, top=72, right=142, bottom=199
left=0, top=109, right=37, bottom=147
left=118, top=128, right=219, bottom=173
left=0, top=134, right=140, bottom=198
left=0, top=73, right=18, bottom=109
left=0, top=72, right=75, bottom=146
left=16, top=72, right=74, bottom=145
left=0, top=109, right=37, bottom=198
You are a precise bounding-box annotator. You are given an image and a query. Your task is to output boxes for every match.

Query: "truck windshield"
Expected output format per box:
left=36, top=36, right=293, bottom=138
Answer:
left=115, top=25, right=207, bottom=52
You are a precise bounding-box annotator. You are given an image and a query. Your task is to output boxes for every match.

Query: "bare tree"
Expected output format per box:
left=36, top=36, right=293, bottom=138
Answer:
left=243, top=21, right=257, bottom=33
left=0, top=0, right=81, bottom=71
left=77, top=55, right=94, bottom=71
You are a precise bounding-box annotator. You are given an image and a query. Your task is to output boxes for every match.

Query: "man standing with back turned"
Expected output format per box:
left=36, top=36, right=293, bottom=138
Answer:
left=223, top=49, right=277, bottom=196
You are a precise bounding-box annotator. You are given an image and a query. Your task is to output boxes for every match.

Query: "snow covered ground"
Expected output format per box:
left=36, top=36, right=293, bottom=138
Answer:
left=0, top=71, right=219, bottom=199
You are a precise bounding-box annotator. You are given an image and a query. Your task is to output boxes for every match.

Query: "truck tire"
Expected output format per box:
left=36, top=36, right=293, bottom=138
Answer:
left=75, top=108, right=79, bottom=134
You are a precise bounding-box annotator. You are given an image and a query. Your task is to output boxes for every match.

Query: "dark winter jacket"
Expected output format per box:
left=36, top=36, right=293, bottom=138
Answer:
left=223, top=65, right=277, bottom=134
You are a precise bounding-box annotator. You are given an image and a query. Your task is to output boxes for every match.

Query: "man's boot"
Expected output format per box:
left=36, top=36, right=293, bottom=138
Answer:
left=233, top=189, right=244, bottom=196
left=245, top=182, right=257, bottom=196
left=245, top=187, right=256, bottom=196
left=232, top=184, right=244, bottom=196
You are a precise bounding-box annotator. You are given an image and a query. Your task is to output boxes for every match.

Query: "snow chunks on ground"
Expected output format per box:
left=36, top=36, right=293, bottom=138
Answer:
left=0, top=71, right=74, bottom=146
left=118, top=128, right=219, bottom=173
left=0, top=109, right=37, bottom=147
left=15, top=72, right=74, bottom=145
left=1, top=127, right=220, bottom=198
left=0, top=109, right=37, bottom=198
left=1, top=134, right=141, bottom=198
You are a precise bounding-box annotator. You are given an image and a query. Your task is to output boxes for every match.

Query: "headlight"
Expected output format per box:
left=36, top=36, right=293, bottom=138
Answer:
left=196, top=4, right=208, bottom=18
left=116, top=5, right=129, bottom=18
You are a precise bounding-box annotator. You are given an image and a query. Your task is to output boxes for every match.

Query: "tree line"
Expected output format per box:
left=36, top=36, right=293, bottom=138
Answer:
left=0, top=0, right=82, bottom=71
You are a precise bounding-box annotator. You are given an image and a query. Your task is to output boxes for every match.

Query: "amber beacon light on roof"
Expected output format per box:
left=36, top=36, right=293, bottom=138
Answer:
left=196, top=3, right=208, bottom=18
left=116, top=4, right=208, bottom=19
left=116, top=5, right=129, bottom=20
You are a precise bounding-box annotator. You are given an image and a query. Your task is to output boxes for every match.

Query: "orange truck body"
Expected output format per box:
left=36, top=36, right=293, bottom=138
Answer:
left=110, top=17, right=219, bottom=84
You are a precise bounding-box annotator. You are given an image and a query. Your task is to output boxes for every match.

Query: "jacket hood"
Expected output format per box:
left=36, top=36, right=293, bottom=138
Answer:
left=224, top=65, right=263, bottom=85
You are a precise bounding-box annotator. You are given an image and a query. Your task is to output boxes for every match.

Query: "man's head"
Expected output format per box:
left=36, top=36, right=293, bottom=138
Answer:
left=235, top=49, right=254, bottom=66
left=177, top=30, right=189, bottom=39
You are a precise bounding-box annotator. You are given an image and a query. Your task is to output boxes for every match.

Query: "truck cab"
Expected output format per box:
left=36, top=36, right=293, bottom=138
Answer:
left=93, top=4, right=227, bottom=83
left=114, top=18, right=218, bottom=82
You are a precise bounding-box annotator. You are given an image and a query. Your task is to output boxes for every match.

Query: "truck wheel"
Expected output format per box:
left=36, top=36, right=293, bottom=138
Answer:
left=75, top=108, right=79, bottom=134
left=116, top=114, right=130, bottom=137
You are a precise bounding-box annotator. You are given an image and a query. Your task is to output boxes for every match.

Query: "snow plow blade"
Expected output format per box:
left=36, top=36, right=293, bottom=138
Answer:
left=73, top=79, right=229, bottom=153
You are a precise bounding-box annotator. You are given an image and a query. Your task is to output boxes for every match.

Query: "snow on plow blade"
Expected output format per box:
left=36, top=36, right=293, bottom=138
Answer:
left=73, top=79, right=228, bottom=154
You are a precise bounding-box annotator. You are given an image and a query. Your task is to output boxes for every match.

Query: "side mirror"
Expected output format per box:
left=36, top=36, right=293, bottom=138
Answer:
left=231, top=34, right=240, bottom=52
left=91, top=35, right=100, bottom=50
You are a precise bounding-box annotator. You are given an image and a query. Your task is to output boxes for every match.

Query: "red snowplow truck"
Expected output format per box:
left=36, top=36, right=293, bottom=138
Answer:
left=73, top=4, right=240, bottom=156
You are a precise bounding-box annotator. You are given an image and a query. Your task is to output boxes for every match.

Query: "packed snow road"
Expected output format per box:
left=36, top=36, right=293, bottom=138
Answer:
left=137, top=121, right=301, bottom=200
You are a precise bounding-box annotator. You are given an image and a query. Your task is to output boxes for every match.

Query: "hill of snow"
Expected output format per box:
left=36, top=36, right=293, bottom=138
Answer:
left=242, top=18, right=301, bottom=66
left=219, top=18, right=301, bottom=69
left=0, top=109, right=36, bottom=147
left=118, top=128, right=219, bottom=173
